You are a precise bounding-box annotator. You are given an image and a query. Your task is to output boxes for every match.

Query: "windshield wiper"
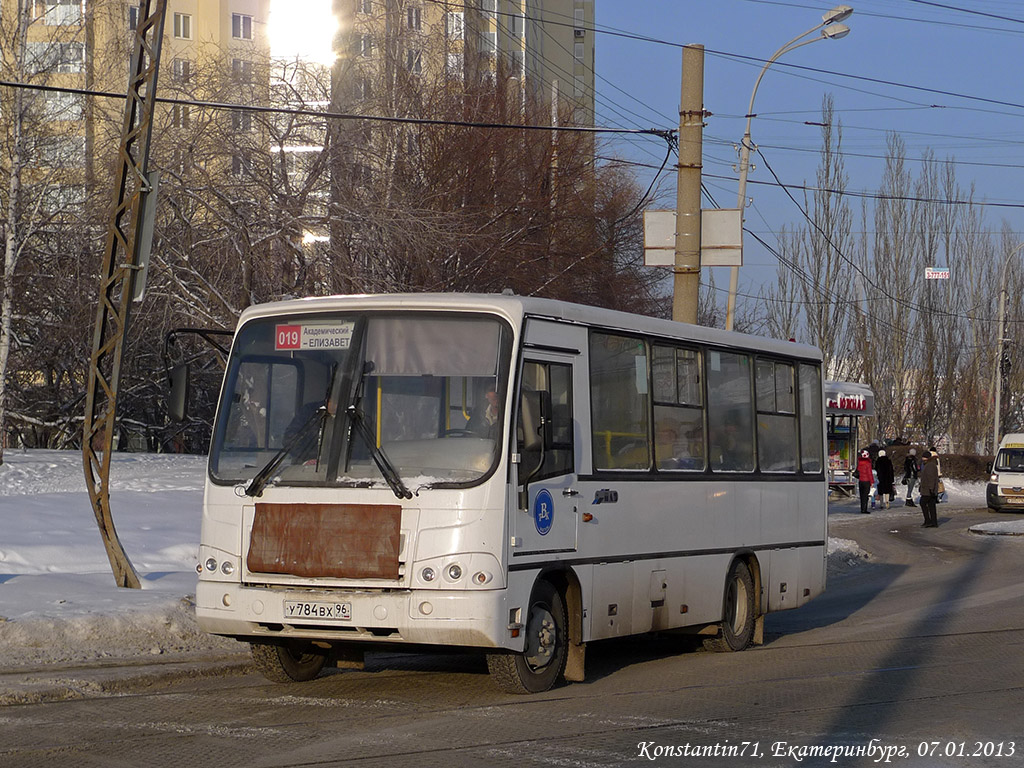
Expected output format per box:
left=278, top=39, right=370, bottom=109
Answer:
left=243, top=405, right=325, bottom=498
left=244, top=364, right=337, bottom=498
left=346, top=361, right=413, bottom=500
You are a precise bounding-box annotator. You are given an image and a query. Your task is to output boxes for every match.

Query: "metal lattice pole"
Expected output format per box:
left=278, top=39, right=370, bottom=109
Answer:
left=82, top=0, right=167, bottom=589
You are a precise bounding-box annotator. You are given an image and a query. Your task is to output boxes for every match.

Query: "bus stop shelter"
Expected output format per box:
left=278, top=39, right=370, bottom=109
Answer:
left=825, top=381, right=875, bottom=497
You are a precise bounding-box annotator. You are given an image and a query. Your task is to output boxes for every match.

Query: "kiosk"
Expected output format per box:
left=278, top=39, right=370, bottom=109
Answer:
left=825, top=381, right=874, bottom=497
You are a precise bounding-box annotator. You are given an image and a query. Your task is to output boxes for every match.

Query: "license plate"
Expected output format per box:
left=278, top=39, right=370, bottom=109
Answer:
left=283, top=600, right=352, bottom=621
left=1005, top=497, right=1024, bottom=505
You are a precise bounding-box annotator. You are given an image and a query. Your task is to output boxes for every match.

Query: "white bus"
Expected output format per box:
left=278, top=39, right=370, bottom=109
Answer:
left=191, top=293, right=826, bottom=693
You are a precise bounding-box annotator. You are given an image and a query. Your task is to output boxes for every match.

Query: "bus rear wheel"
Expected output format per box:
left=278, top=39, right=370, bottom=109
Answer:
left=487, top=580, right=567, bottom=694
left=251, top=641, right=327, bottom=682
left=704, top=559, right=756, bottom=653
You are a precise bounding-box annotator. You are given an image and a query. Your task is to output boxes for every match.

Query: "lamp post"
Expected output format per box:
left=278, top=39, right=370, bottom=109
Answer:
left=992, top=242, right=1024, bottom=453
left=724, top=5, right=853, bottom=332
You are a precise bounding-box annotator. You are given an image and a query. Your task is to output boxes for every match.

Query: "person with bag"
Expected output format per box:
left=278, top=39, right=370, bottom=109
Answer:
left=929, top=445, right=946, bottom=502
left=875, top=449, right=896, bottom=509
left=856, top=449, right=874, bottom=514
left=918, top=450, right=940, bottom=527
left=902, top=448, right=920, bottom=507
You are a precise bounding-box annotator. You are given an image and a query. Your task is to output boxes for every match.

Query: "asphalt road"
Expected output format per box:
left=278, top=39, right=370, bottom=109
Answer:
left=2, top=498, right=1023, bottom=768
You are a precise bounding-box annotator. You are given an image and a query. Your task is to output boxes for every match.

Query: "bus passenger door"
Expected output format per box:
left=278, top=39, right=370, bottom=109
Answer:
left=513, top=354, right=578, bottom=556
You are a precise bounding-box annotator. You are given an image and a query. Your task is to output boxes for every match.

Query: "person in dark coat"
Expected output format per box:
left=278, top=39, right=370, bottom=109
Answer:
left=918, top=450, right=940, bottom=527
left=902, top=448, right=920, bottom=507
left=875, top=449, right=896, bottom=509
left=856, top=449, right=874, bottom=514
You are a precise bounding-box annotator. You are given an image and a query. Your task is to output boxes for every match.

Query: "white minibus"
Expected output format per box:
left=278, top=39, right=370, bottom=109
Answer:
left=191, top=293, right=827, bottom=693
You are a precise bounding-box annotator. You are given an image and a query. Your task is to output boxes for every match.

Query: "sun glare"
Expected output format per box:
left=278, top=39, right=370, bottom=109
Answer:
left=269, top=0, right=338, bottom=67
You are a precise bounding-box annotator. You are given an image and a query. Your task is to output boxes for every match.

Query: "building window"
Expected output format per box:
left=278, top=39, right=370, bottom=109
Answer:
left=41, top=91, right=84, bottom=121
left=232, top=109, right=252, bottom=132
left=574, top=42, right=584, bottom=59
left=358, top=0, right=372, bottom=13
left=355, top=76, right=371, bottom=100
left=172, top=57, right=191, bottom=84
left=29, top=135, right=86, bottom=168
left=509, top=49, right=524, bottom=77
left=128, top=5, right=139, bottom=30
left=407, top=6, right=421, bottom=31
left=356, top=34, right=373, bottom=57
left=510, top=13, right=524, bottom=37
left=232, top=58, right=253, bottom=83
left=481, top=30, right=496, bottom=57
left=573, top=75, right=584, bottom=97
left=26, top=42, right=85, bottom=74
left=231, top=153, right=250, bottom=176
left=42, top=184, right=86, bottom=213
left=445, top=11, right=464, bottom=39
left=406, top=48, right=421, bottom=74
left=40, top=0, right=82, bottom=26
left=446, top=52, right=463, bottom=78
left=574, top=8, right=584, bottom=27
left=171, top=104, right=190, bottom=129
left=479, top=0, right=495, bottom=19
left=232, top=13, right=253, bottom=40
left=173, top=12, right=192, bottom=40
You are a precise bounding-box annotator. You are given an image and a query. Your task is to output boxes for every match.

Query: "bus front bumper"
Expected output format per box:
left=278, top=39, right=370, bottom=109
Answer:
left=195, top=580, right=514, bottom=650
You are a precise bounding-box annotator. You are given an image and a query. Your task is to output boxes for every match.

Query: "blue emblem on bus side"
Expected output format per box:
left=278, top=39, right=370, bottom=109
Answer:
left=534, top=489, right=554, bottom=535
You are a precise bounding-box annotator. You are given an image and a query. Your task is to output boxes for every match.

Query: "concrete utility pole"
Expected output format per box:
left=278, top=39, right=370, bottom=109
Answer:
left=672, top=44, right=704, bottom=324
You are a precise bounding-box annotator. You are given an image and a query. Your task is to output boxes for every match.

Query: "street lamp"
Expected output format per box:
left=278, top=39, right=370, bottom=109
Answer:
left=724, top=5, right=853, bottom=331
left=992, top=242, right=1024, bottom=453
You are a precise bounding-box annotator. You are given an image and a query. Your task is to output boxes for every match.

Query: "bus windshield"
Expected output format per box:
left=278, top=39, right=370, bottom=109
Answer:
left=209, top=312, right=511, bottom=491
left=995, top=448, right=1024, bottom=473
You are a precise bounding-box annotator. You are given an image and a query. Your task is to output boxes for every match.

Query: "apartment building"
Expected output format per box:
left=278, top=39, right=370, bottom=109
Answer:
left=332, top=0, right=595, bottom=125
left=13, top=0, right=271, bottom=207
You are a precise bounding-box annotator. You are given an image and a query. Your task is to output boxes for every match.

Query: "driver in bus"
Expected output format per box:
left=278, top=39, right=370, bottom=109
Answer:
left=467, top=388, right=501, bottom=438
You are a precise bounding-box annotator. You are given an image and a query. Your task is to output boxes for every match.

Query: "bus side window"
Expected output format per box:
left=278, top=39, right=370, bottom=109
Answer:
left=707, top=350, right=755, bottom=472
left=798, top=363, right=823, bottom=472
left=755, top=359, right=798, bottom=473
left=590, top=332, right=649, bottom=470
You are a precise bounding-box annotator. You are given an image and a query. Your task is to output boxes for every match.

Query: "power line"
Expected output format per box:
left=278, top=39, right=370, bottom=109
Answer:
left=702, top=170, right=1024, bottom=210
left=904, top=0, right=1024, bottom=25
left=0, top=79, right=674, bottom=139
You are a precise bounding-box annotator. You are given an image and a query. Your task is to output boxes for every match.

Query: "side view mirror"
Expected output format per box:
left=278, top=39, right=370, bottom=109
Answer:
left=168, top=364, right=191, bottom=422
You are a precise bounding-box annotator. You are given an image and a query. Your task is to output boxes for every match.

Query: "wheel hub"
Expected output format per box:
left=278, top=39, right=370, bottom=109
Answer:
left=524, top=605, right=556, bottom=670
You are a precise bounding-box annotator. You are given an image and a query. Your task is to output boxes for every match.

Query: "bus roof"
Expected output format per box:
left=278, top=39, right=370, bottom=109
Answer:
left=237, top=293, right=822, bottom=362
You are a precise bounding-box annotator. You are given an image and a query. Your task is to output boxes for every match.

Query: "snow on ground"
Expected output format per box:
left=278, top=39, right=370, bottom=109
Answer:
left=0, top=449, right=1003, bottom=669
left=0, top=449, right=237, bottom=667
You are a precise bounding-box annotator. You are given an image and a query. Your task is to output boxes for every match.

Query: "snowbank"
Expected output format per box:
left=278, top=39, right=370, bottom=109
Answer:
left=0, top=450, right=236, bottom=667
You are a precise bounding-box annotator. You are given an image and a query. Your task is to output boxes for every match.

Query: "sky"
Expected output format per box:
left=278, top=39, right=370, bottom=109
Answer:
left=0, top=448, right=1000, bottom=677
left=594, top=0, right=1024, bottom=308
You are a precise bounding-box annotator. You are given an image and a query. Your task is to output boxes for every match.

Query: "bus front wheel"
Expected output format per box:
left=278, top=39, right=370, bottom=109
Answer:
left=487, top=580, right=567, bottom=694
left=704, top=559, right=756, bottom=653
left=251, top=641, right=327, bottom=682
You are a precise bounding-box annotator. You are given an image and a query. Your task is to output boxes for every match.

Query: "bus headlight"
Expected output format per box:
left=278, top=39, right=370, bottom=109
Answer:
left=421, top=566, right=437, bottom=583
left=205, top=557, right=218, bottom=573
left=446, top=563, right=463, bottom=581
left=221, top=561, right=235, bottom=575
